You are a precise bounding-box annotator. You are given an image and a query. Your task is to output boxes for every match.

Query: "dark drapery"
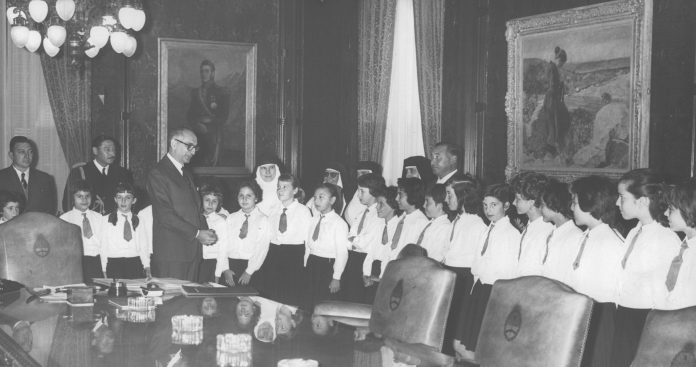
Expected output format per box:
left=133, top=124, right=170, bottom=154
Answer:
left=413, top=0, right=444, bottom=154
left=357, top=0, right=397, bottom=162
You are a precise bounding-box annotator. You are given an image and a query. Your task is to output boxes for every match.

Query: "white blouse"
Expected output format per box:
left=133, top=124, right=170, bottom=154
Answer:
left=216, top=207, right=270, bottom=277
left=269, top=200, right=312, bottom=245
left=60, top=208, right=102, bottom=257
left=443, top=213, right=487, bottom=268
left=471, top=216, right=522, bottom=285
left=304, top=211, right=350, bottom=280
left=517, top=216, right=555, bottom=277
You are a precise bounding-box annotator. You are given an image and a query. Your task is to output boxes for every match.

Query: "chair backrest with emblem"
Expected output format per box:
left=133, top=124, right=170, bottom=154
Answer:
left=476, top=276, right=593, bottom=367
left=0, top=212, right=82, bottom=288
left=631, top=306, right=696, bottom=367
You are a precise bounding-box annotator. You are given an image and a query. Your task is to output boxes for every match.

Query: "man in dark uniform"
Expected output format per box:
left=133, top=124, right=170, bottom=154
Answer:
left=62, top=135, right=133, bottom=214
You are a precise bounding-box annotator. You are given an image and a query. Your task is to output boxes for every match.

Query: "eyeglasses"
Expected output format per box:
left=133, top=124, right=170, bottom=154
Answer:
left=175, top=139, right=200, bottom=152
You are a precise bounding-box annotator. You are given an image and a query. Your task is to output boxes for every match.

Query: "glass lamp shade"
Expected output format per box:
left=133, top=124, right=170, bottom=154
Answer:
left=131, top=9, right=145, bottom=31
left=118, top=7, right=134, bottom=30
left=123, top=36, right=137, bottom=57
left=55, top=0, right=75, bottom=21
left=28, top=0, right=48, bottom=23
left=89, top=26, right=109, bottom=48
left=110, top=31, right=128, bottom=53
left=46, top=25, right=67, bottom=47
left=43, top=37, right=60, bottom=56
left=85, top=45, right=99, bottom=58
left=6, top=6, right=18, bottom=23
left=10, top=26, right=29, bottom=48
left=25, top=30, right=42, bottom=52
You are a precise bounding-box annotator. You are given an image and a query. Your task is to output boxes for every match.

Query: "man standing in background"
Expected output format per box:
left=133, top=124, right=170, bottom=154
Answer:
left=0, top=136, right=56, bottom=214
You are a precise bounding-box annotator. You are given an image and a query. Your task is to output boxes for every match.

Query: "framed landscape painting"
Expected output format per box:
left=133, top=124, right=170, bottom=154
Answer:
left=158, top=38, right=256, bottom=177
left=505, top=0, right=653, bottom=181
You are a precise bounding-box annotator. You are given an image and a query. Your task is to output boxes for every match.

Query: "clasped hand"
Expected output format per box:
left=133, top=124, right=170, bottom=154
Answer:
left=197, top=229, right=218, bottom=246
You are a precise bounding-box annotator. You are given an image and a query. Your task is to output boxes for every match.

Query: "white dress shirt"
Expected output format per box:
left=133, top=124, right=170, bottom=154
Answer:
left=564, top=223, right=623, bottom=303
left=166, top=153, right=184, bottom=175
left=383, top=209, right=430, bottom=264
left=436, top=169, right=458, bottom=184
left=93, top=159, right=108, bottom=175
left=269, top=199, right=312, bottom=245
left=419, top=214, right=452, bottom=262
left=97, top=211, right=150, bottom=272
left=203, top=211, right=228, bottom=260
left=12, top=165, right=29, bottom=184
left=540, top=219, right=585, bottom=284
left=444, top=213, right=488, bottom=268
left=347, top=203, right=380, bottom=253
left=344, top=191, right=367, bottom=228
left=216, top=207, right=270, bottom=277
left=60, top=208, right=102, bottom=257
left=517, top=216, right=555, bottom=276
left=366, top=215, right=400, bottom=278
left=616, top=221, right=681, bottom=309
left=304, top=210, right=350, bottom=280
left=662, top=236, right=696, bottom=310
left=471, top=216, right=522, bottom=285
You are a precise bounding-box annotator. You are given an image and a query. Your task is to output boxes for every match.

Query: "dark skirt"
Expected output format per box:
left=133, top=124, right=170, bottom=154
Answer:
left=82, top=255, right=104, bottom=283
left=340, top=251, right=369, bottom=304
left=197, top=258, right=217, bottom=283
left=581, top=302, right=616, bottom=367
left=456, top=280, right=492, bottom=351
left=260, top=244, right=305, bottom=307
left=106, top=257, right=144, bottom=279
left=223, top=258, right=250, bottom=285
left=609, top=305, right=649, bottom=367
left=305, top=254, right=337, bottom=311
left=364, top=260, right=382, bottom=304
left=443, top=266, right=473, bottom=356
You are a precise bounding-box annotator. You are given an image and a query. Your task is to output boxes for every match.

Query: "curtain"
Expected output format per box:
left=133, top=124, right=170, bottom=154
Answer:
left=380, top=0, right=425, bottom=186
left=413, top=0, right=444, bottom=154
left=40, top=53, right=92, bottom=169
left=357, top=0, right=397, bottom=162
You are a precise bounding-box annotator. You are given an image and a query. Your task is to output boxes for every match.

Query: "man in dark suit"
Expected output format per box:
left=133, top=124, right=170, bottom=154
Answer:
left=62, top=135, right=134, bottom=214
left=431, top=142, right=462, bottom=185
left=0, top=136, right=56, bottom=215
left=146, top=128, right=217, bottom=281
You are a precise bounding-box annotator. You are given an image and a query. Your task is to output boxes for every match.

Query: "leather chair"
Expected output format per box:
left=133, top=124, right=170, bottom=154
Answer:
left=470, top=276, right=593, bottom=367
left=631, top=306, right=696, bottom=367
left=314, top=255, right=456, bottom=367
left=0, top=212, right=83, bottom=288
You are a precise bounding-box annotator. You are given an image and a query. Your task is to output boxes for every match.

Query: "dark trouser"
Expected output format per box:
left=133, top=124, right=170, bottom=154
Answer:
left=198, top=259, right=217, bottom=283
left=152, top=259, right=200, bottom=282
left=82, top=255, right=104, bottom=283
left=106, top=257, right=144, bottom=279
left=610, top=306, right=649, bottom=367
left=341, top=251, right=369, bottom=303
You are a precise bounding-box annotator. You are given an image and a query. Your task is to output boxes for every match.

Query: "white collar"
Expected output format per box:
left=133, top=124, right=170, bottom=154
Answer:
left=166, top=153, right=184, bottom=175
left=12, top=165, right=29, bottom=180
left=93, top=160, right=108, bottom=175
left=436, top=169, right=457, bottom=183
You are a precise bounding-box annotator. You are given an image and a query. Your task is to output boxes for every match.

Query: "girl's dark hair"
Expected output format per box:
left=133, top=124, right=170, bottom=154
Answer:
left=664, top=180, right=696, bottom=228
left=484, top=183, right=514, bottom=206
left=109, top=182, right=139, bottom=229
left=70, top=179, right=93, bottom=196
left=199, top=183, right=224, bottom=212
left=619, top=169, right=668, bottom=224
left=426, top=184, right=447, bottom=205
left=570, top=175, right=618, bottom=224
left=541, top=179, right=573, bottom=219
left=278, top=174, right=305, bottom=202
left=237, top=180, right=263, bottom=203
left=357, top=173, right=386, bottom=198
left=510, top=172, right=551, bottom=208
left=379, top=186, right=403, bottom=217
left=397, top=177, right=425, bottom=209
left=448, top=179, right=481, bottom=215
left=0, top=190, right=23, bottom=214
left=316, top=183, right=342, bottom=214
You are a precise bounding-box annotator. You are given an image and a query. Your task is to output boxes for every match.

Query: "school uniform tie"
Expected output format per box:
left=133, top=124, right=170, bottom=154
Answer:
left=416, top=222, right=433, bottom=246
left=665, top=239, right=689, bottom=291
left=572, top=233, right=590, bottom=270
left=279, top=208, right=288, bottom=233
left=357, top=209, right=369, bottom=235
left=621, top=227, right=642, bottom=269
left=517, top=226, right=528, bottom=260
left=480, top=223, right=495, bottom=256
left=123, top=214, right=132, bottom=241
left=239, top=214, right=250, bottom=239
left=381, top=222, right=389, bottom=245
left=312, top=215, right=325, bottom=241
left=390, top=217, right=405, bottom=250
left=449, top=214, right=460, bottom=242
left=82, top=213, right=93, bottom=239
left=542, top=230, right=554, bottom=264
left=20, top=172, right=28, bottom=199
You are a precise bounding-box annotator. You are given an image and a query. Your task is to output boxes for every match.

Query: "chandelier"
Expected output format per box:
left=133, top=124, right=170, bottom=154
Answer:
left=6, top=0, right=146, bottom=65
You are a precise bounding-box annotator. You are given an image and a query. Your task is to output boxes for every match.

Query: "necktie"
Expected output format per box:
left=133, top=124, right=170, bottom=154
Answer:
left=102, top=167, right=107, bottom=175
left=449, top=214, right=460, bottom=242
left=82, top=213, right=93, bottom=239
left=357, top=209, right=369, bottom=235
left=312, top=215, right=324, bottom=241
left=123, top=214, right=132, bottom=241
left=239, top=214, right=249, bottom=239
left=20, top=172, right=28, bottom=199
left=381, top=222, right=389, bottom=245
left=416, top=222, right=433, bottom=246
left=517, top=227, right=528, bottom=260
left=390, top=217, right=405, bottom=250
left=542, top=230, right=554, bottom=264
left=621, top=227, right=643, bottom=269
left=666, top=239, right=689, bottom=291
left=480, top=223, right=495, bottom=256
left=279, top=208, right=288, bottom=233
left=572, top=233, right=590, bottom=270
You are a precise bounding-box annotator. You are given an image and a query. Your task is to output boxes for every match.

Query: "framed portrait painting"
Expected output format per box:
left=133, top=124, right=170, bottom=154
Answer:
left=505, top=0, right=652, bottom=181
left=158, top=38, right=256, bottom=177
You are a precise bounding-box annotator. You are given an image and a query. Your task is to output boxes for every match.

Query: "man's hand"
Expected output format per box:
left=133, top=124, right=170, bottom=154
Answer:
left=222, top=270, right=236, bottom=287
left=238, top=272, right=252, bottom=285
left=329, top=279, right=340, bottom=294
left=196, top=229, right=218, bottom=246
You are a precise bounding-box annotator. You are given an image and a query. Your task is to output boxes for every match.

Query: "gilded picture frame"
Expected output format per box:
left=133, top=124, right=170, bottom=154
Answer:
left=157, top=38, right=256, bottom=177
left=505, top=0, right=652, bottom=181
